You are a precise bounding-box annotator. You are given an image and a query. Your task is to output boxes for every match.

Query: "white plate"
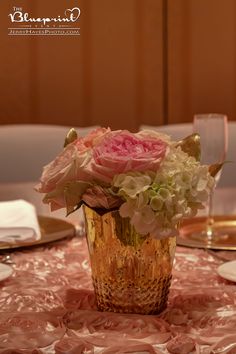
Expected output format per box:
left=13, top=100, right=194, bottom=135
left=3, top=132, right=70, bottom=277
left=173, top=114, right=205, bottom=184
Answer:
left=0, top=263, right=13, bottom=281
left=217, top=260, right=236, bottom=282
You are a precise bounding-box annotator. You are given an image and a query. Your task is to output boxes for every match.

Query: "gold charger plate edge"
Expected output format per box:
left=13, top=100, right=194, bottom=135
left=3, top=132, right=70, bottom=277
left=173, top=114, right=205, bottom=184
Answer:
left=0, top=215, right=76, bottom=251
left=178, top=215, right=236, bottom=251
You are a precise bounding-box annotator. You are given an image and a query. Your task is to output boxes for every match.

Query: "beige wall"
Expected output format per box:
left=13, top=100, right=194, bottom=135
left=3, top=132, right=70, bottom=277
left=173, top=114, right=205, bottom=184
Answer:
left=168, top=0, right=236, bottom=124
left=0, top=0, right=235, bottom=130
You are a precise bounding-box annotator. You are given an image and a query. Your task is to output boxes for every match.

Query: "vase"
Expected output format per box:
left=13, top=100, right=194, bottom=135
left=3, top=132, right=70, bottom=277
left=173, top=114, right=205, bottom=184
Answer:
left=83, top=205, right=176, bottom=315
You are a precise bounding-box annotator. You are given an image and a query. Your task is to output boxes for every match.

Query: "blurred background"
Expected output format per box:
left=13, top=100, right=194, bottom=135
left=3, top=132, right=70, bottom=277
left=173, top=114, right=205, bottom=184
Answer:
left=0, top=0, right=236, bottom=131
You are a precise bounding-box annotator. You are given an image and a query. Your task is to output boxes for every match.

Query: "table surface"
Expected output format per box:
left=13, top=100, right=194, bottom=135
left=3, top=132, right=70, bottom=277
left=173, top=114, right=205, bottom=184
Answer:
left=0, top=183, right=236, bottom=354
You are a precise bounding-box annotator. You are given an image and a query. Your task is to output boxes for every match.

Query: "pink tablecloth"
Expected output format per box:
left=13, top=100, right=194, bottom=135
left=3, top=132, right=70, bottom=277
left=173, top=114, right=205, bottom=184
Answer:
left=0, top=236, right=236, bottom=354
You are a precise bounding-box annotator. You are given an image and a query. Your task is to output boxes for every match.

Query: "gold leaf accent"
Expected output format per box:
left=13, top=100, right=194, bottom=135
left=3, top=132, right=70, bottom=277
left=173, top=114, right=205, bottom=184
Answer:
left=64, top=128, right=78, bottom=147
left=176, top=133, right=201, bottom=161
left=209, top=162, right=224, bottom=177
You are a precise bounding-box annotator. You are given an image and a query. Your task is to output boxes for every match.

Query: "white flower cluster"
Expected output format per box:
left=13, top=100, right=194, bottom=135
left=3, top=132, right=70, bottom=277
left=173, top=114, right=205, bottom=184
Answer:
left=113, top=146, right=215, bottom=239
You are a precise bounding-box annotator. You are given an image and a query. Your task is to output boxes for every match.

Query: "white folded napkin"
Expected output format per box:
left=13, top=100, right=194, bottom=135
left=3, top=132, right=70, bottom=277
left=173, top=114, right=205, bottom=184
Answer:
left=0, top=200, right=41, bottom=244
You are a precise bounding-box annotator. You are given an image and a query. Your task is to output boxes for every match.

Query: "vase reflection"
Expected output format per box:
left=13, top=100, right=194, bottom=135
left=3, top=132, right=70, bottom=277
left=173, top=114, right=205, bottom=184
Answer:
left=83, top=205, right=176, bottom=315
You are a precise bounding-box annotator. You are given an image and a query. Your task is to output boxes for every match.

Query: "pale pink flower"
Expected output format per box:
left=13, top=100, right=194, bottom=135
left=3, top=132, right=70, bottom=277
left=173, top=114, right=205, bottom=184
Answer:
left=35, top=144, right=83, bottom=193
left=88, top=131, right=167, bottom=183
left=35, top=127, right=110, bottom=193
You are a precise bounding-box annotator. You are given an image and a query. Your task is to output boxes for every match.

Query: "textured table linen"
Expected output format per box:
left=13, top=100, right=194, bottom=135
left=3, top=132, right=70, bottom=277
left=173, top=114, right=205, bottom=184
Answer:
left=0, top=236, right=236, bottom=354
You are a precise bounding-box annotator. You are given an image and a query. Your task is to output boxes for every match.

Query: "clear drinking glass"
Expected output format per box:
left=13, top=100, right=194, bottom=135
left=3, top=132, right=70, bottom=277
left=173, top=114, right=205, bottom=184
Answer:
left=193, top=113, right=228, bottom=244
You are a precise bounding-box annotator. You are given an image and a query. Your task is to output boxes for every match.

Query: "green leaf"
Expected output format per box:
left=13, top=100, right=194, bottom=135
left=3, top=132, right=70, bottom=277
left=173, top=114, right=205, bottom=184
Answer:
left=66, top=200, right=84, bottom=216
left=64, top=128, right=78, bottom=147
left=43, top=186, right=64, bottom=204
left=176, top=133, right=201, bottom=161
left=64, top=181, right=92, bottom=216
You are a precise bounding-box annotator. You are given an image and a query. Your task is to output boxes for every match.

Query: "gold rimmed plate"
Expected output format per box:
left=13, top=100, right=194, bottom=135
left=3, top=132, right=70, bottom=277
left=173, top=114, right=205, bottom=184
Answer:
left=178, top=215, right=236, bottom=250
left=0, top=216, right=76, bottom=250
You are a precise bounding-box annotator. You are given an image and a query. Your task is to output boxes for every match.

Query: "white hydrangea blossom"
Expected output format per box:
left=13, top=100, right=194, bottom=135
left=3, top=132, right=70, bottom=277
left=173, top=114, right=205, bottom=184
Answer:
left=113, top=146, right=215, bottom=239
left=113, top=173, right=153, bottom=199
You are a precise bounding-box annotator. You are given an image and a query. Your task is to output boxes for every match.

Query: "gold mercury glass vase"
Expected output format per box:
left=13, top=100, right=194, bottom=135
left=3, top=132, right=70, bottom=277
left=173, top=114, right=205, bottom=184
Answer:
left=83, top=205, right=176, bottom=315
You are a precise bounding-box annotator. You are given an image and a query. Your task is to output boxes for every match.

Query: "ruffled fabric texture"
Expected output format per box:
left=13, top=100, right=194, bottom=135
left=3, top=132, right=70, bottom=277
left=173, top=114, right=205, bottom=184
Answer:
left=0, top=237, right=235, bottom=353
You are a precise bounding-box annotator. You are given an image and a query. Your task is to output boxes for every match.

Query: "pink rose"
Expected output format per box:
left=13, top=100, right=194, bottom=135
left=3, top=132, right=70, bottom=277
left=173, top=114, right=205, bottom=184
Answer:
left=36, top=127, right=110, bottom=194
left=88, top=131, right=167, bottom=183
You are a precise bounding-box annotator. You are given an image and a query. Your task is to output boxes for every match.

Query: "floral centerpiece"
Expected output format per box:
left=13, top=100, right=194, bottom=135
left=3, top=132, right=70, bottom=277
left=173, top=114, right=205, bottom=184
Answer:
left=36, top=127, right=217, bottom=314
